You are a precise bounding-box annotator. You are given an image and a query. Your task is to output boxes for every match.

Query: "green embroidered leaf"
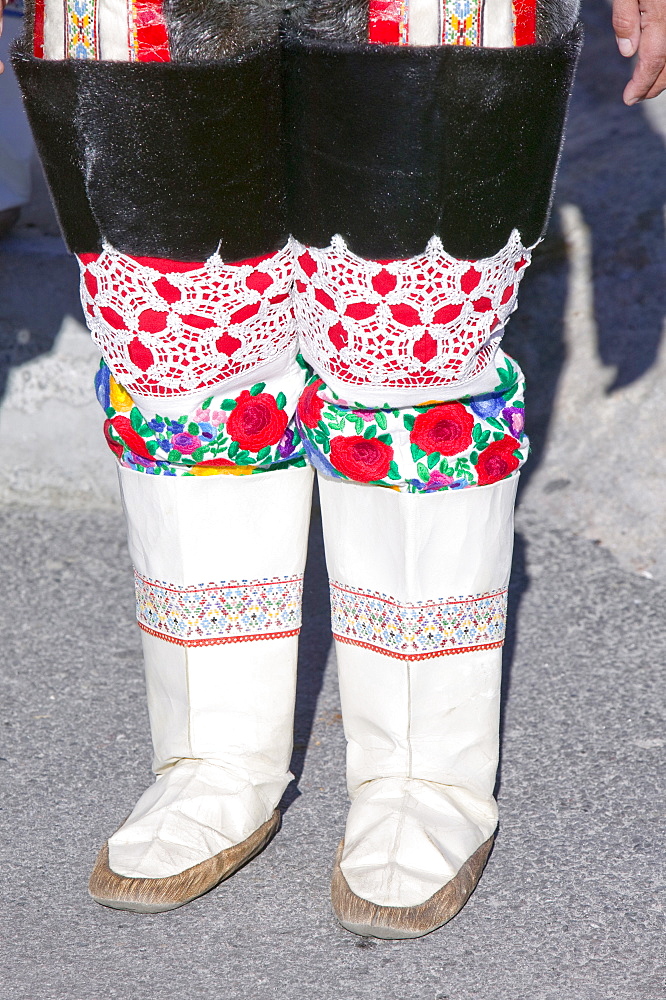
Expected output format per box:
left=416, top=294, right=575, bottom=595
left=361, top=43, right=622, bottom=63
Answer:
left=322, top=437, right=331, bottom=454
left=228, top=440, right=239, bottom=459
left=441, top=459, right=455, bottom=476
left=410, top=442, right=425, bottom=461
left=344, top=412, right=359, bottom=423
left=454, top=457, right=470, bottom=473
left=376, top=411, right=388, bottom=431
left=470, top=450, right=479, bottom=465
left=105, top=406, right=115, bottom=419
left=221, top=399, right=237, bottom=411
left=130, top=408, right=146, bottom=433
left=249, top=382, right=266, bottom=396
left=478, top=430, right=491, bottom=446
left=200, top=397, right=213, bottom=411
left=178, top=415, right=188, bottom=425
left=317, top=421, right=330, bottom=437
left=146, top=440, right=159, bottom=457
left=416, top=462, right=429, bottom=481
left=234, top=451, right=250, bottom=464
left=276, top=392, right=287, bottom=410
left=502, top=384, right=518, bottom=402
left=512, top=449, right=523, bottom=459
left=363, top=425, right=377, bottom=439
left=256, top=447, right=271, bottom=462
left=190, top=447, right=206, bottom=462
left=486, top=416, right=504, bottom=431
left=354, top=417, right=364, bottom=435
left=493, top=431, right=505, bottom=442
left=377, top=434, right=393, bottom=445
left=427, top=452, right=439, bottom=469
left=324, top=417, right=345, bottom=432
left=187, top=422, right=199, bottom=436
left=167, top=450, right=181, bottom=463
left=472, top=423, right=483, bottom=443
left=387, top=461, right=401, bottom=481
left=403, top=413, right=416, bottom=431
left=296, top=353, right=310, bottom=370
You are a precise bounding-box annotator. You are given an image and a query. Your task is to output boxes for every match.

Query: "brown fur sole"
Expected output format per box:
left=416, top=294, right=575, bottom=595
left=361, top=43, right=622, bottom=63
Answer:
left=88, top=809, right=281, bottom=913
left=331, top=835, right=494, bottom=939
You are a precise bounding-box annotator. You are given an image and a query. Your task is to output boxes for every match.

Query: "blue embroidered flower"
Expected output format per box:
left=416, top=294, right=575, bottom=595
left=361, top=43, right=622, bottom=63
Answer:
left=469, top=392, right=505, bottom=419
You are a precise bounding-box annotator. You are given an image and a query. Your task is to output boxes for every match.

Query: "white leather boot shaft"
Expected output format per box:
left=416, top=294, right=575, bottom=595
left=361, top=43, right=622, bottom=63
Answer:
left=108, top=465, right=313, bottom=879
left=318, top=473, right=517, bottom=908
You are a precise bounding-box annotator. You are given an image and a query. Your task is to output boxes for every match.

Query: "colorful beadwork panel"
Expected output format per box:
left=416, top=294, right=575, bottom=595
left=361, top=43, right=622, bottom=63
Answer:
left=331, top=582, right=508, bottom=659
left=368, top=0, right=537, bottom=46
left=135, top=572, right=304, bottom=645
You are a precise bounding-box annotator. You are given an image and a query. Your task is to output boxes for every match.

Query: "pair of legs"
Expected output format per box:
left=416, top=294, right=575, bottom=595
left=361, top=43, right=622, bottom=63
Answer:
left=14, top=0, right=581, bottom=937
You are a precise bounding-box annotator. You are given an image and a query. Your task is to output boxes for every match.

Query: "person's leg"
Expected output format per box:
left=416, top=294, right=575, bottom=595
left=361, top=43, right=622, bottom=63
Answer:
left=288, top=0, right=582, bottom=937
left=14, top=0, right=314, bottom=911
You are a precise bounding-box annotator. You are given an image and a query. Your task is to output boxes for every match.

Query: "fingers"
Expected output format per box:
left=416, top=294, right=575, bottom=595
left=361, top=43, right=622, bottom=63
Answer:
left=614, top=0, right=642, bottom=56
left=616, top=0, right=666, bottom=104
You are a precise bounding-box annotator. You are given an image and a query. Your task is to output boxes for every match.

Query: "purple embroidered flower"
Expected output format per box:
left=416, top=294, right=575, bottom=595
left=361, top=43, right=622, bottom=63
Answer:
left=278, top=427, right=297, bottom=460
left=424, top=471, right=456, bottom=491
left=129, top=452, right=156, bottom=469
left=469, top=392, right=505, bottom=419
left=171, top=432, right=201, bottom=454
left=502, top=406, right=525, bottom=438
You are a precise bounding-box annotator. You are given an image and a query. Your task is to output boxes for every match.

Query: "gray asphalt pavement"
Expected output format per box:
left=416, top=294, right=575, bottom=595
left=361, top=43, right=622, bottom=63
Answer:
left=0, top=0, right=665, bottom=996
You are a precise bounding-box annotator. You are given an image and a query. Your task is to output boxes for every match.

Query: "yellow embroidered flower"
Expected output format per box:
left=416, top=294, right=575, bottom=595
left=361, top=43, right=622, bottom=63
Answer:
left=109, top=376, right=134, bottom=413
left=190, top=464, right=254, bottom=477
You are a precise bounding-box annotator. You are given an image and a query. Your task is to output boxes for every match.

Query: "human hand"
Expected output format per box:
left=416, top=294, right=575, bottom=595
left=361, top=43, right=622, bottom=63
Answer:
left=0, top=0, right=9, bottom=74
left=614, top=0, right=666, bottom=104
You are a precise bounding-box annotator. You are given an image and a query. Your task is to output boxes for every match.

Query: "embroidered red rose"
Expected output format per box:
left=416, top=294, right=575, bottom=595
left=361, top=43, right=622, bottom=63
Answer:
left=297, top=380, right=325, bottom=429
left=475, top=435, right=521, bottom=486
left=410, top=403, right=474, bottom=456
left=226, top=391, right=288, bottom=452
left=329, top=435, right=393, bottom=483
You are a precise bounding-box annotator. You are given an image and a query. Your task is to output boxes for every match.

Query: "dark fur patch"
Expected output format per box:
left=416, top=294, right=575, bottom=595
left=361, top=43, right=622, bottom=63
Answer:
left=536, top=0, right=581, bottom=41
left=163, top=0, right=281, bottom=60
left=12, top=41, right=288, bottom=260
left=285, top=25, right=583, bottom=259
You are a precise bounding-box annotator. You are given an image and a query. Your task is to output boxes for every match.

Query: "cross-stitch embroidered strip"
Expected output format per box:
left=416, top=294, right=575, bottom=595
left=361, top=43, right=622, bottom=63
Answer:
left=135, top=573, right=304, bottom=645
left=330, top=582, right=507, bottom=659
left=441, top=0, right=484, bottom=46
left=65, top=0, right=99, bottom=58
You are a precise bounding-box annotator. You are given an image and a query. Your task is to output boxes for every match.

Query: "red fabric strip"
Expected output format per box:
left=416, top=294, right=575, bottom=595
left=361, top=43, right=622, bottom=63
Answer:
left=513, top=0, right=536, bottom=45
left=33, top=0, right=45, bottom=58
left=132, top=0, right=171, bottom=62
left=369, top=0, right=406, bottom=44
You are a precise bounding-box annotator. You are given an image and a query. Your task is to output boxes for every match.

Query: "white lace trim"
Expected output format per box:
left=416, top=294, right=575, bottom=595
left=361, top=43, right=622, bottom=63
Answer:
left=78, top=243, right=295, bottom=398
left=292, top=231, right=531, bottom=390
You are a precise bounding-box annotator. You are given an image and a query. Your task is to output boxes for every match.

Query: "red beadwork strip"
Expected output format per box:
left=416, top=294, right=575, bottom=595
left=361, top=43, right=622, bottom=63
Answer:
left=369, top=0, right=408, bottom=44
left=138, top=623, right=301, bottom=646
left=513, top=0, right=536, bottom=45
left=130, top=0, right=171, bottom=62
left=333, top=634, right=504, bottom=659
left=33, top=0, right=45, bottom=57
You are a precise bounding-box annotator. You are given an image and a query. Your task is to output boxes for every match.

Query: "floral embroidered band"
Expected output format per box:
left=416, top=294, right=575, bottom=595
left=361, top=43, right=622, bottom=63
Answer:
left=330, top=582, right=508, bottom=659
left=134, top=572, right=304, bottom=645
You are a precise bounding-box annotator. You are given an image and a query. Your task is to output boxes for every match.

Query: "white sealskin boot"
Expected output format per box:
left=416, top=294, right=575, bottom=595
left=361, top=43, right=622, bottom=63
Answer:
left=319, top=472, right=518, bottom=938
left=89, top=464, right=313, bottom=912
